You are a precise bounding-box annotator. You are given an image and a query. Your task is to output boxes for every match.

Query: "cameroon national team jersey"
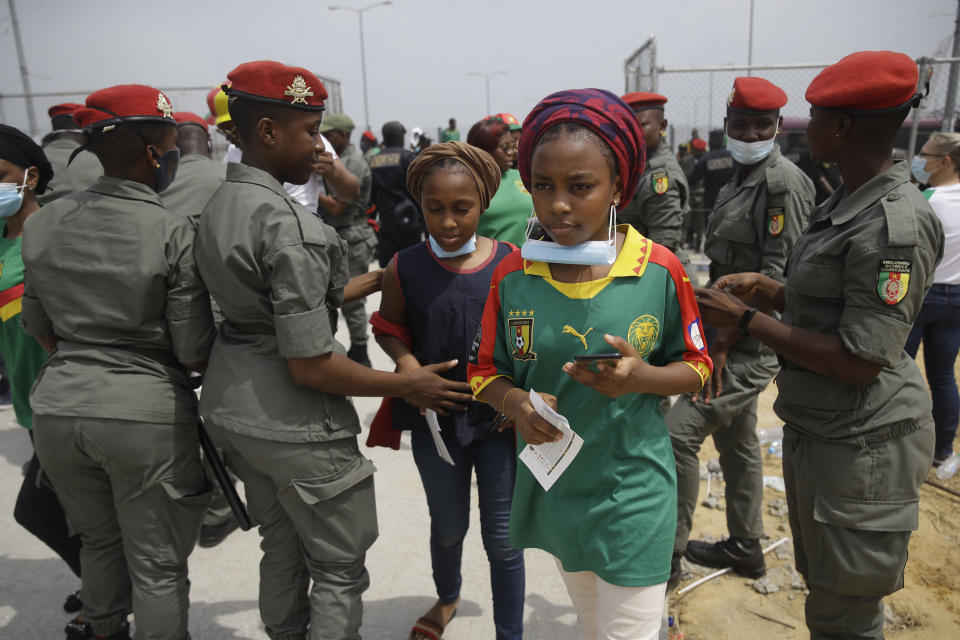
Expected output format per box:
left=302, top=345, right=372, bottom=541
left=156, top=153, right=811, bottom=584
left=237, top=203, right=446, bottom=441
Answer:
left=468, top=225, right=711, bottom=586
left=0, top=225, right=48, bottom=428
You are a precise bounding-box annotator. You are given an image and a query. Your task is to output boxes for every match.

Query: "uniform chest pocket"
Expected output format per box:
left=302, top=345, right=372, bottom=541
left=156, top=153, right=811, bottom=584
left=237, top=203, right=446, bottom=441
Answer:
left=709, top=216, right=758, bottom=270
left=712, top=215, right=756, bottom=245
left=788, top=260, right=844, bottom=299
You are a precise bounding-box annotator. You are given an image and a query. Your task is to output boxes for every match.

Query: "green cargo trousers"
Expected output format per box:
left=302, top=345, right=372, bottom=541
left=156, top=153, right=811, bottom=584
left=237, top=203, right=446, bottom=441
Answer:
left=33, top=416, right=211, bottom=640
left=667, top=347, right=778, bottom=552
left=783, top=421, right=933, bottom=639
left=340, top=232, right=377, bottom=348
left=206, top=422, right=379, bottom=640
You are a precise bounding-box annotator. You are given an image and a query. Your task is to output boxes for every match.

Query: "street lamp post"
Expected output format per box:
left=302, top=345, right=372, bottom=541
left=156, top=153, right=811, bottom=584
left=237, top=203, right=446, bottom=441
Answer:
left=329, top=1, right=392, bottom=131
left=467, top=70, right=506, bottom=115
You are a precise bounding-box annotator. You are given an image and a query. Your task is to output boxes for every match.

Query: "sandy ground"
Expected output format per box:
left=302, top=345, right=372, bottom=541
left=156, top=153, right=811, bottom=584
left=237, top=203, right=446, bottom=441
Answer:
left=0, top=287, right=958, bottom=639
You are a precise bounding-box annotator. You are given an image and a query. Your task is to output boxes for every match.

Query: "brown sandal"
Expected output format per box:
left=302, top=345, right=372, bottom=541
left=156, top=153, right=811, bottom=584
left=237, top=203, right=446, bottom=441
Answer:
left=409, top=608, right=456, bottom=640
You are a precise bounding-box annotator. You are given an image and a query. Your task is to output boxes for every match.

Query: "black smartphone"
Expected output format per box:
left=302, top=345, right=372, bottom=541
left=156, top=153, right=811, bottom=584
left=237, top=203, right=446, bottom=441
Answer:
left=573, top=352, right=623, bottom=363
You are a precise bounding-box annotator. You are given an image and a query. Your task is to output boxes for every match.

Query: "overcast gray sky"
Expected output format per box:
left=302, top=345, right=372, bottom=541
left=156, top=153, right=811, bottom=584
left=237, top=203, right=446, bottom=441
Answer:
left=1, top=0, right=957, bottom=141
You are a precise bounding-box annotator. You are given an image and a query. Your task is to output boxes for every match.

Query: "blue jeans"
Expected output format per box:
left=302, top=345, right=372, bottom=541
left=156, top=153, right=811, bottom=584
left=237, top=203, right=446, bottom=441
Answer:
left=905, top=283, right=960, bottom=457
left=410, top=428, right=525, bottom=640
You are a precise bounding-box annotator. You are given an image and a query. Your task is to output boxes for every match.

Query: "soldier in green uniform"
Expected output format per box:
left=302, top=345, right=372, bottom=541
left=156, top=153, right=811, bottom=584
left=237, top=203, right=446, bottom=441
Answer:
left=666, top=77, right=815, bottom=586
left=38, top=103, right=102, bottom=204
left=194, top=61, right=475, bottom=640
left=694, top=51, right=944, bottom=639
left=317, top=113, right=379, bottom=367
left=22, top=84, right=216, bottom=640
left=161, top=111, right=226, bottom=222
left=617, top=92, right=690, bottom=268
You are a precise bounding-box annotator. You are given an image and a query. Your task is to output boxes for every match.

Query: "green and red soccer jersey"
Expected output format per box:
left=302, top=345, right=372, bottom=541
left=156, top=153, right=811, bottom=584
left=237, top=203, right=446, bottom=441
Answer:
left=0, top=227, right=48, bottom=428
left=468, top=225, right=712, bottom=586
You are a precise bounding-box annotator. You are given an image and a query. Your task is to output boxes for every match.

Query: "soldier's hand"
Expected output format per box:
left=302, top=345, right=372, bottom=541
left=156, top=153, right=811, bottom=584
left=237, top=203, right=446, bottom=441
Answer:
left=692, top=346, right=726, bottom=403
left=714, top=272, right=780, bottom=311
left=694, top=287, right=747, bottom=332
left=402, top=360, right=474, bottom=414
left=314, top=151, right=335, bottom=177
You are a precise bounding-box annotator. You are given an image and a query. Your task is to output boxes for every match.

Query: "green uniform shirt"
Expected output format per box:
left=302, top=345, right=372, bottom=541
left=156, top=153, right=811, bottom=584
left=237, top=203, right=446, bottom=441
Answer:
left=323, top=144, right=375, bottom=244
left=160, top=154, right=227, bottom=221
left=469, top=226, right=712, bottom=586
left=37, top=137, right=102, bottom=205
left=477, top=168, right=532, bottom=247
left=775, top=161, right=945, bottom=439
left=617, top=144, right=690, bottom=252
left=195, top=163, right=360, bottom=443
left=440, top=128, right=460, bottom=142
left=21, top=177, right=215, bottom=424
left=0, top=225, right=47, bottom=428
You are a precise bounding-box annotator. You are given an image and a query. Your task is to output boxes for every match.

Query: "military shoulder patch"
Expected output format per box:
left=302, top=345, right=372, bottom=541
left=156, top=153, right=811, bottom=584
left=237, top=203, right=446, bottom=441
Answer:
left=651, top=170, right=669, bottom=195
left=877, top=259, right=911, bottom=305
left=767, top=207, right=785, bottom=236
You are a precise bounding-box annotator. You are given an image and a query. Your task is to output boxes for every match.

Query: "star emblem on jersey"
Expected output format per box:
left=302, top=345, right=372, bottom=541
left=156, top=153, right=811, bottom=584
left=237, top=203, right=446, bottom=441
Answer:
left=877, top=259, right=911, bottom=305
left=628, top=314, right=660, bottom=357
left=284, top=75, right=314, bottom=105
left=651, top=170, right=669, bottom=195
left=767, top=206, right=785, bottom=236
left=156, top=93, right=173, bottom=119
left=562, top=325, right=594, bottom=351
left=509, top=310, right=536, bottom=361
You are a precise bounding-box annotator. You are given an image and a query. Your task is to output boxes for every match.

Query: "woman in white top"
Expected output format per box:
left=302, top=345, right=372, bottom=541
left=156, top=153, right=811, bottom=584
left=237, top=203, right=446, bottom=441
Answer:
left=907, top=131, right=960, bottom=464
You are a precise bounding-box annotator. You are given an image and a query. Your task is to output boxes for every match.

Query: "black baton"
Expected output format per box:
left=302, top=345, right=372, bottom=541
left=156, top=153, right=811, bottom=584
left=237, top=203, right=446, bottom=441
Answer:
left=197, top=419, right=252, bottom=531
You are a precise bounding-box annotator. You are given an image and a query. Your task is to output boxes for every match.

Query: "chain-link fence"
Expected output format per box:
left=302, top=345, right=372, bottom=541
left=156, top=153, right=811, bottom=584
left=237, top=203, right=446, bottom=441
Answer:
left=625, top=38, right=960, bottom=159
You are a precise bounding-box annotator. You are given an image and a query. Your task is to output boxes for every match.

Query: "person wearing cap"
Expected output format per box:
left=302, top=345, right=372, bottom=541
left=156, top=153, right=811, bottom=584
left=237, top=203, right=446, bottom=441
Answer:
left=360, top=130, right=380, bottom=160
left=491, top=113, right=522, bottom=167
left=441, top=117, right=460, bottom=142
left=160, top=112, right=226, bottom=222
left=194, top=61, right=473, bottom=640
left=684, top=138, right=709, bottom=252
left=688, top=129, right=736, bottom=214
left=694, top=51, right=944, bottom=638
left=617, top=92, right=691, bottom=267
left=0, top=123, right=86, bottom=625
left=38, top=102, right=102, bottom=204
left=21, top=84, right=216, bottom=640
left=371, top=120, right=422, bottom=266
left=317, top=113, right=378, bottom=367
left=666, top=77, right=815, bottom=587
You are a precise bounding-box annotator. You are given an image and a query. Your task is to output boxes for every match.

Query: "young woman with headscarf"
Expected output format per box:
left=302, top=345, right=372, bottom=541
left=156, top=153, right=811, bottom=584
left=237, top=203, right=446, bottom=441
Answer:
left=371, top=141, right=525, bottom=640
left=468, top=90, right=712, bottom=640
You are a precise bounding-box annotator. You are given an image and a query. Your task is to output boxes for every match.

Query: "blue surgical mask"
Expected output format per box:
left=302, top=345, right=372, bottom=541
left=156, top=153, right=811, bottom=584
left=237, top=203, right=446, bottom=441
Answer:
left=429, top=233, right=477, bottom=258
left=151, top=147, right=180, bottom=194
left=911, top=155, right=932, bottom=184
left=0, top=174, right=27, bottom=219
left=726, top=131, right=777, bottom=165
left=521, top=205, right=617, bottom=266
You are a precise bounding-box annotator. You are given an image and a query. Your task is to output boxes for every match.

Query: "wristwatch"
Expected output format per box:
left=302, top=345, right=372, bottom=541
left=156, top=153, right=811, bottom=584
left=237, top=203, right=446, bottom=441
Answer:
left=738, top=307, right=758, bottom=336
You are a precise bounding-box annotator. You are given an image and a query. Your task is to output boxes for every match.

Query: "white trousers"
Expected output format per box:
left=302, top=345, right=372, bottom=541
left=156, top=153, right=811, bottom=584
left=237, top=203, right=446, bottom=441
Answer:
left=555, top=557, right=666, bottom=640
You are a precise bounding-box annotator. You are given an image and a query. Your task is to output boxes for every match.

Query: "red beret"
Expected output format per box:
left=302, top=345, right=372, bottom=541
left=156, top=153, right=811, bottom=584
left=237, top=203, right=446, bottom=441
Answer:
left=727, top=77, right=787, bottom=113
left=691, top=138, right=707, bottom=151
left=48, top=102, right=83, bottom=119
left=225, top=61, right=327, bottom=111
left=362, top=130, right=376, bottom=142
left=173, top=112, right=209, bottom=130
left=806, top=51, right=919, bottom=112
left=621, top=92, right=668, bottom=110
left=74, top=84, right=176, bottom=131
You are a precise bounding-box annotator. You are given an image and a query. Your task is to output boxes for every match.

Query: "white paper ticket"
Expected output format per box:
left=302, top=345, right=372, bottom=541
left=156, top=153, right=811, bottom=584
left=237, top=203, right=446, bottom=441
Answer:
left=518, top=388, right=583, bottom=491
left=425, top=409, right=456, bottom=466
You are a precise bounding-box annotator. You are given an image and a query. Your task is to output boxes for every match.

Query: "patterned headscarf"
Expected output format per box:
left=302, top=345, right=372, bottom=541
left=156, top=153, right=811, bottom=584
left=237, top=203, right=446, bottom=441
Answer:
left=518, top=88, right=646, bottom=210
left=406, top=141, right=502, bottom=210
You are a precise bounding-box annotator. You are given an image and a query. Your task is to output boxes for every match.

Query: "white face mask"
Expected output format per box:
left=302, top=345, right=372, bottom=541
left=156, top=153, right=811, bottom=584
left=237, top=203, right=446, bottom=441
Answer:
left=428, top=233, right=477, bottom=258
left=726, top=130, right=777, bottom=165
left=521, top=205, right=617, bottom=266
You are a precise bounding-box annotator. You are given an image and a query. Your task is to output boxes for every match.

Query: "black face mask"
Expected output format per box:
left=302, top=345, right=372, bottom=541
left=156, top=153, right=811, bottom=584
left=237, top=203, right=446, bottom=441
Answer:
left=150, top=146, right=180, bottom=193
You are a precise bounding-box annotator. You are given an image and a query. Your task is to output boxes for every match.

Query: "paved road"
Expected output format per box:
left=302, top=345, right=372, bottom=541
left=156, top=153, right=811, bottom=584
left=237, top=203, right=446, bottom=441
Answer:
left=0, top=292, right=582, bottom=639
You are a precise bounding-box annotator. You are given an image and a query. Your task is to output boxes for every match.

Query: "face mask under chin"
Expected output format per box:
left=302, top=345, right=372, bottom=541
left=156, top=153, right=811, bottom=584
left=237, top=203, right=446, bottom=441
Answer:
left=726, top=133, right=777, bottom=165
left=521, top=205, right=617, bottom=266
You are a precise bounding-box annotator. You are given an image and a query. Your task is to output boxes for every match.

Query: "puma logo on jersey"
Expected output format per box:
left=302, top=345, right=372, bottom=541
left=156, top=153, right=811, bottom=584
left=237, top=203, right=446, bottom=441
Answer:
left=563, top=325, right=594, bottom=351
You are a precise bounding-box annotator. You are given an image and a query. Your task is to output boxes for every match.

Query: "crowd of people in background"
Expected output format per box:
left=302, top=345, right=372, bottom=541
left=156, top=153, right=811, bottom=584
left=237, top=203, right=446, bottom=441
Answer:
left=0, top=47, right=955, bottom=640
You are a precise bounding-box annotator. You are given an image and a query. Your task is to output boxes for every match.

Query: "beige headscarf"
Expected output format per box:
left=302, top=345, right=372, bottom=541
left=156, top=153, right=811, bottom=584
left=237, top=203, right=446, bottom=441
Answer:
left=405, top=141, right=501, bottom=210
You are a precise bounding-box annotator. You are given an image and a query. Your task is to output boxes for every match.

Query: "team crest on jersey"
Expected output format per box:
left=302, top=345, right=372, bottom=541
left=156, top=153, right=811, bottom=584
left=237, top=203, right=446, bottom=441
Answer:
left=877, top=259, right=911, bottom=305
left=508, top=309, right=536, bottom=361
left=767, top=207, right=785, bottom=236
left=628, top=314, right=660, bottom=357
left=651, top=170, right=669, bottom=195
